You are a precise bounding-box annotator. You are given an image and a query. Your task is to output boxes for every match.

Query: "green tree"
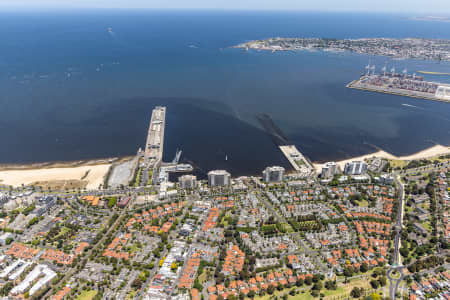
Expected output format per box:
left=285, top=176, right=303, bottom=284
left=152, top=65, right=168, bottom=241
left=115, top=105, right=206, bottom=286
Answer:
left=350, top=287, right=361, bottom=298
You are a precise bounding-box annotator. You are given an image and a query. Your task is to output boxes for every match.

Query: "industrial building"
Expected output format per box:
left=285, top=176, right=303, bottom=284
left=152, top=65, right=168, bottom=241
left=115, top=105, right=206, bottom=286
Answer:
left=344, top=161, right=367, bottom=175
left=262, top=166, right=285, bottom=183
left=321, top=162, right=338, bottom=179
left=208, top=170, right=231, bottom=187
left=178, top=175, right=197, bottom=189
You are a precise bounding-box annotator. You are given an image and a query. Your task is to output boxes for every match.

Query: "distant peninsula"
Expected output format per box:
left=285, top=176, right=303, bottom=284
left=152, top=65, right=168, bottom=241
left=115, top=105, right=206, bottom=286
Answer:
left=233, top=37, right=450, bottom=61
left=410, top=16, right=450, bottom=23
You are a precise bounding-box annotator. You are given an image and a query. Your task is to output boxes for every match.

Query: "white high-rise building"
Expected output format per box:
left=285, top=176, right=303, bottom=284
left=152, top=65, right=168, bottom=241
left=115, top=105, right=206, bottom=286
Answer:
left=178, top=175, right=197, bottom=189
left=262, top=166, right=285, bottom=183
left=208, top=170, right=231, bottom=187
left=321, top=162, right=338, bottom=179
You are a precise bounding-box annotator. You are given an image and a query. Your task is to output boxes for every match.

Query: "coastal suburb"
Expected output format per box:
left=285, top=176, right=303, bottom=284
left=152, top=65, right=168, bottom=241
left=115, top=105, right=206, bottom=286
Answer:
left=0, top=104, right=449, bottom=300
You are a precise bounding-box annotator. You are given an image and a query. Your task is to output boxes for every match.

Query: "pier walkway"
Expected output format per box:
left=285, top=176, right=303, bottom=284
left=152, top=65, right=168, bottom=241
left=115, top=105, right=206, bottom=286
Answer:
left=279, top=145, right=314, bottom=176
left=144, top=106, right=166, bottom=168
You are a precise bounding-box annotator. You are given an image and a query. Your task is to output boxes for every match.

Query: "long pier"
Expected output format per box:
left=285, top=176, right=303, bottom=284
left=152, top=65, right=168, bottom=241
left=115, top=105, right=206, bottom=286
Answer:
left=347, top=77, right=450, bottom=103
left=279, top=145, right=314, bottom=175
left=144, top=106, right=166, bottom=168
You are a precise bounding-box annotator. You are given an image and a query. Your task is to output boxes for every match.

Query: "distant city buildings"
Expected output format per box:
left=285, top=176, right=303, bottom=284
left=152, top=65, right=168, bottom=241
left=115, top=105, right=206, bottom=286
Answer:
left=344, top=161, right=367, bottom=175
left=208, top=170, right=231, bottom=187
left=178, top=175, right=197, bottom=189
left=321, top=162, right=338, bottom=179
left=235, top=38, right=450, bottom=62
left=262, top=166, right=285, bottom=183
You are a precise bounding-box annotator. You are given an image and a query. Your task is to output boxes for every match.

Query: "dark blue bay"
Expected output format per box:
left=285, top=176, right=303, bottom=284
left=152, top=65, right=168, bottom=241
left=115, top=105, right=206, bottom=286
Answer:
left=0, top=10, right=449, bottom=176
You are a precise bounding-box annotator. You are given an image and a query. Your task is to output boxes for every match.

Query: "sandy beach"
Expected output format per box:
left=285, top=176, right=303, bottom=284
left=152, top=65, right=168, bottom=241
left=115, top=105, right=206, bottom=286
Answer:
left=0, top=164, right=111, bottom=190
left=313, top=144, right=450, bottom=173
left=0, top=144, right=448, bottom=189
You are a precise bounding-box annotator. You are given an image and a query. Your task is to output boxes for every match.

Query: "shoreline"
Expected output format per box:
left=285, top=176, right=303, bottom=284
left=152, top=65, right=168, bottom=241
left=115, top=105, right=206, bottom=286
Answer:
left=0, top=156, right=134, bottom=172
left=0, top=145, right=448, bottom=188
left=312, top=144, right=450, bottom=173
left=0, top=156, right=134, bottom=190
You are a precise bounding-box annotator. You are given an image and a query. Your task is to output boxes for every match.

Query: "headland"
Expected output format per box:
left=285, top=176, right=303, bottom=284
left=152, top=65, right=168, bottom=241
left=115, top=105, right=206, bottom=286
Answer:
left=233, top=37, right=450, bottom=61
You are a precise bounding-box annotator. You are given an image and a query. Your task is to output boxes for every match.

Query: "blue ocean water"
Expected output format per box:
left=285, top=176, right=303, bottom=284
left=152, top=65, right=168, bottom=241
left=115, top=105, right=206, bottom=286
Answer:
left=0, top=10, right=450, bottom=176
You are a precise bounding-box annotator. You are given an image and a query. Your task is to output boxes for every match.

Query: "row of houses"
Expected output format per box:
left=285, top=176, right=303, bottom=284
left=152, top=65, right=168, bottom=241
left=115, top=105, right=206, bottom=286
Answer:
left=409, top=271, right=450, bottom=300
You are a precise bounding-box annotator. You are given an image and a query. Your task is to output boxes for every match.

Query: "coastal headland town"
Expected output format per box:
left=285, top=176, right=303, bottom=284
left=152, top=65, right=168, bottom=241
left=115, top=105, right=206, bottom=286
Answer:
left=234, top=37, right=450, bottom=103
left=0, top=106, right=449, bottom=300
left=233, top=38, right=450, bottom=61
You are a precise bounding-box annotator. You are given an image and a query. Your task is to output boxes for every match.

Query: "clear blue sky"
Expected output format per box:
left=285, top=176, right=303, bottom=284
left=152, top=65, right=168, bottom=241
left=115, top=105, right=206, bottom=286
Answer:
left=0, top=0, right=449, bottom=14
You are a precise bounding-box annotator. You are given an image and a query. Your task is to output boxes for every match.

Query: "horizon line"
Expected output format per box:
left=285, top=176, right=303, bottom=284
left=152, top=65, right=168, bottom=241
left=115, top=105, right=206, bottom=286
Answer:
left=0, top=6, right=448, bottom=15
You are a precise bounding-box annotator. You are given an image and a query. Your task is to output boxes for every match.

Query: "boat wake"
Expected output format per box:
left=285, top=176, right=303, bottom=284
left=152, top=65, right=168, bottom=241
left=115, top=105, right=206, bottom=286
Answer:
left=402, top=104, right=450, bottom=122
left=402, top=103, right=422, bottom=109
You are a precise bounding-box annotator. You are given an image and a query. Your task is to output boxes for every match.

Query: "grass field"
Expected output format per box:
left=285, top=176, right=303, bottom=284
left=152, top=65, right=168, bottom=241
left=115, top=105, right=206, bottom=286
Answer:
left=253, top=277, right=374, bottom=300
left=389, top=159, right=408, bottom=169
left=198, top=268, right=209, bottom=284
left=355, top=199, right=369, bottom=207
left=126, top=290, right=137, bottom=300
left=281, top=222, right=295, bottom=233
left=75, top=290, right=97, bottom=300
left=54, top=226, right=71, bottom=240
left=419, top=221, right=432, bottom=232
left=129, top=243, right=141, bottom=253
left=254, top=288, right=314, bottom=300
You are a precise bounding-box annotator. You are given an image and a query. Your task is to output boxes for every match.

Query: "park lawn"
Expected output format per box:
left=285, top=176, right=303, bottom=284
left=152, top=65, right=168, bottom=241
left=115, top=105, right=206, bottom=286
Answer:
left=220, top=212, right=233, bottom=227
left=405, top=205, right=413, bottom=213
left=281, top=223, right=294, bottom=233
left=420, top=221, right=432, bottom=232
left=198, top=268, right=208, bottom=284
left=253, top=288, right=314, bottom=300
left=289, top=292, right=315, bottom=300
left=328, top=277, right=373, bottom=299
left=428, top=154, right=450, bottom=163
left=75, top=290, right=97, bottom=300
left=54, top=226, right=70, bottom=240
left=126, top=290, right=137, bottom=300
left=419, top=202, right=430, bottom=210
left=355, top=199, right=369, bottom=207
left=323, top=286, right=346, bottom=297
left=129, top=243, right=141, bottom=253
left=389, top=159, right=408, bottom=169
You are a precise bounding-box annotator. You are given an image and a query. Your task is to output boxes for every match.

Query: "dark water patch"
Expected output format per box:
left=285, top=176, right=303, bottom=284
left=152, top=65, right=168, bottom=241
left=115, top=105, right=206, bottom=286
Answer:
left=162, top=100, right=291, bottom=177
left=256, top=113, right=290, bottom=146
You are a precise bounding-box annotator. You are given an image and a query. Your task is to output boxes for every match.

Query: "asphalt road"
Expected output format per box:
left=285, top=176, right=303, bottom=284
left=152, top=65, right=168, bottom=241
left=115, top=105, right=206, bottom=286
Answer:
left=388, top=176, right=405, bottom=300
